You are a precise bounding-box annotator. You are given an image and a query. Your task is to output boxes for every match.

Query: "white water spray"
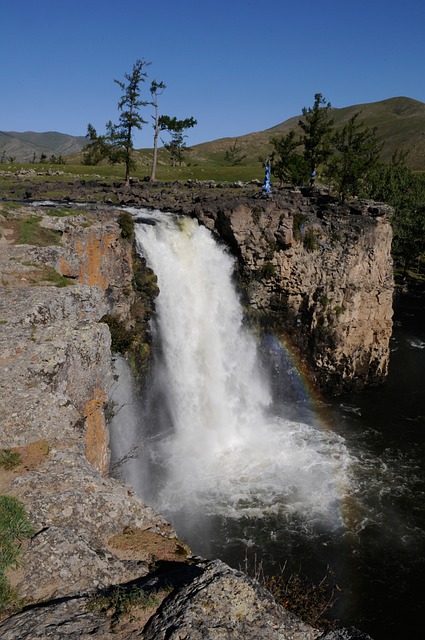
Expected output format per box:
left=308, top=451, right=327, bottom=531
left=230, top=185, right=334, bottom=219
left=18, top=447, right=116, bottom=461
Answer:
left=116, top=208, right=353, bottom=527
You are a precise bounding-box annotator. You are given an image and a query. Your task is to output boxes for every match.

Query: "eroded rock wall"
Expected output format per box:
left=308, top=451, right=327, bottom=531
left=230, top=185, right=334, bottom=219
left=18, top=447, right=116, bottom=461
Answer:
left=196, top=191, right=394, bottom=394
left=0, top=204, right=175, bottom=607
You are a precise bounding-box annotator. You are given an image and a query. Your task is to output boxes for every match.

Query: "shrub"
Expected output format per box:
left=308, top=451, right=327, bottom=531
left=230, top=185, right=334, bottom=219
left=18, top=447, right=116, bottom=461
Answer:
left=260, top=261, right=276, bottom=279
left=303, top=228, right=318, bottom=252
left=118, top=212, right=135, bottom=242
left=242, top=552, right=338, bottom=630
left=101, top=314, right=135, bottom=354
left=264, top=566, right=338, bottom=630
left=87, top=585, right=164, bottom=631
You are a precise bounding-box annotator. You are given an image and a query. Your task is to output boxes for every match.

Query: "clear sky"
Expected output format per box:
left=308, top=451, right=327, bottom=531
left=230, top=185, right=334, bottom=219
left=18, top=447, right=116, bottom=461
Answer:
left=1, top=0, right=424, bottom=148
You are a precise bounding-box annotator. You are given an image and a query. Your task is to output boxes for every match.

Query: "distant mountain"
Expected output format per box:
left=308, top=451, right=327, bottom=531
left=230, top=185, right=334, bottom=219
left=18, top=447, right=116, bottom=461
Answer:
left=0, top=131, right=87, bottom=163
left=189, top=97, right=425, bottom=171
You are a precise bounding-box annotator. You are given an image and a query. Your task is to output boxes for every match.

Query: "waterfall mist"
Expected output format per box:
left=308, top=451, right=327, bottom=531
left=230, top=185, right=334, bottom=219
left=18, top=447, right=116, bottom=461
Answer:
left=110, top=209, right=353, bottom=530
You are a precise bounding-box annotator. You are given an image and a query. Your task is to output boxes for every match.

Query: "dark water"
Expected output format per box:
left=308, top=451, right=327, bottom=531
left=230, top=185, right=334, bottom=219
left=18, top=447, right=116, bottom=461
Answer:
left=168, top=286, right=425, bottom=639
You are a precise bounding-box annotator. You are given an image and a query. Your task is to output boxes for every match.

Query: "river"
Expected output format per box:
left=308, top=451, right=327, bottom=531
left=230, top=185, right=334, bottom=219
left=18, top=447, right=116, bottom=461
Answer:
left=110, top=209, right=425, bottom=639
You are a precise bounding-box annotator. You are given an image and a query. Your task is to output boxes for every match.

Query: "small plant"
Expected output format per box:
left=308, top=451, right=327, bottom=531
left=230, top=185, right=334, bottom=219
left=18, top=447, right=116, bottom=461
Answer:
left=303, top=228, right=318, bottom=252
left=87, top=585, right=161, bottom=630
left=318, top=295, right=329, bottom=308
left=293, top=213, right=307, bottom=240
left=104, top=399, right=117, bottom=423
left=101, top=314, right=135, bottom=353
left=0, top=449, right=22, bottom=471
left=0, top=496, right=35, bottom=614
left=259, top=261, right=276, bottom=279
left=241, top=552, right=338, bottom=630
left=334, top=305, right=345, bottom=317
left=42, top=267, right=75, bottom=288
left=251, top=206, right=261, bottom=224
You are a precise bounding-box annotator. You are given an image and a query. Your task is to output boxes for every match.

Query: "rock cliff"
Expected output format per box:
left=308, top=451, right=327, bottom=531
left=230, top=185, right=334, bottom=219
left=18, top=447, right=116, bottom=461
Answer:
left=119, top=180, right=394, bottom=395
left=0, top=174, right=395, bottom=395
left=202, top=190, right=394, bottom=394
left=2, top=201, right=367, bottom=638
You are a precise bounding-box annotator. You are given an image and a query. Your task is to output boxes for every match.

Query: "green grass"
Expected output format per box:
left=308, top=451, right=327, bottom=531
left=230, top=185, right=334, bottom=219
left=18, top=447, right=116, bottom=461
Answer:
left=87, top=584, right=166, bottom=631
left=0, top=161, right=263, bottom=184
left=0, top=495, right=34, bottom=614
left=16, top=216, right=62, bottom=246
left=42, top=267, right=75, bottom=287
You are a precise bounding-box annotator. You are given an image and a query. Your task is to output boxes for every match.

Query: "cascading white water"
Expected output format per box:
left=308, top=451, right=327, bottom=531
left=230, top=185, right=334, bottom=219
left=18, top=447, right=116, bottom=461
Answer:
left=116, top=208, right=353, bottom=528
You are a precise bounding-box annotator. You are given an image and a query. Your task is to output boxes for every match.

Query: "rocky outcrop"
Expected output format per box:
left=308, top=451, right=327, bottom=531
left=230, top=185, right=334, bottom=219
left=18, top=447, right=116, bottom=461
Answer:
left=0, top=204, right=177, bottom=613
left=194, top=190, right=394, bottom=394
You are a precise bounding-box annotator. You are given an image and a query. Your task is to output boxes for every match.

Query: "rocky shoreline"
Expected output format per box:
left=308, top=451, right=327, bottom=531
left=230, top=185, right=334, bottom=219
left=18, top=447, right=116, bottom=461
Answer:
left=0, top=180, right=381, bottom=638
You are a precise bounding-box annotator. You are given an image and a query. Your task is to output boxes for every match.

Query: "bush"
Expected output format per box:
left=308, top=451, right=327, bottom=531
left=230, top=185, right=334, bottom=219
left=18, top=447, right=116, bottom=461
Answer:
left=118, top=212, right=135, bottom=242
left=101, top=314, right=135, bottom=354
left=242, top=553, right=338, bottom=630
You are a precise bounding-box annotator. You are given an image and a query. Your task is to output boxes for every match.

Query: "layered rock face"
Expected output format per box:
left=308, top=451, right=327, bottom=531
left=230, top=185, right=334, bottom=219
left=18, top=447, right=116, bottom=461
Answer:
left=194, top=190, right=394, bottom=394
left=0, top=204, right=178, bottom=619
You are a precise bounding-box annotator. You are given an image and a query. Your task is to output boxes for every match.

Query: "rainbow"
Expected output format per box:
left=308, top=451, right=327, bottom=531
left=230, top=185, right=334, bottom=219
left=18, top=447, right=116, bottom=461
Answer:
left=265, top=331, right=365, bottom=530
left=263, top=331, right=333, bottom=427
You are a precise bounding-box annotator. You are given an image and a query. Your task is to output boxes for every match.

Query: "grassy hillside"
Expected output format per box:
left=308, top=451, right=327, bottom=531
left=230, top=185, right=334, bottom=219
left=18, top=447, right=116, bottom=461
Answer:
left=188, top=97, right=425, bottom=171
left=3, top=96, right=425, bottom=171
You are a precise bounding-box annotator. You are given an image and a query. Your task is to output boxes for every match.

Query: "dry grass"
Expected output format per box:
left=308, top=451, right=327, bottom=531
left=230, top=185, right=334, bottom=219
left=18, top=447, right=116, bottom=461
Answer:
left=107, top=527, right=189, bottom=563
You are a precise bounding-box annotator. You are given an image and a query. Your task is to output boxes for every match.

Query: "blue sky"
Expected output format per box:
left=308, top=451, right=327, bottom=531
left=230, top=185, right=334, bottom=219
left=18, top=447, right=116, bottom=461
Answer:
left=2, top=0, right=424, bottom=147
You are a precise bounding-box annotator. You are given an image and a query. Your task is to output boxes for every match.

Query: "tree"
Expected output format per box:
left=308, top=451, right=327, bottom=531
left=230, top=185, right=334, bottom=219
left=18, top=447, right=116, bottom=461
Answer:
left=368, top=156, right=425, bottom=276
left=158, top=115, right=197, bottom=166
left=326, top=112, right=382, bottom=201
left=83, top=123, right=112, bottom=165
left=270, top=130, right=308, bottom=186
left=149, top=79, right=166, bottom=181
left=112, top=58, right=150, bottom=185
left=299, top=93, right=334, bottom=181
left=224, top=141, right=248, bottom=166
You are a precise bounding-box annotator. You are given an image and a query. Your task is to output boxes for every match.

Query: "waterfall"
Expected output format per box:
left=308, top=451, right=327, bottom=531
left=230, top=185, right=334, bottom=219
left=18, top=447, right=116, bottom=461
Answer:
left=112, top=208, right=353, bottom=529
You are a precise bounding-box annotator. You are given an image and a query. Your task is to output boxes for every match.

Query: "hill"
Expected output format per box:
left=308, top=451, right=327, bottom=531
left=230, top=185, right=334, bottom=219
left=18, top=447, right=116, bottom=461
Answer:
left=3, top=97, right=425, bottom=171
left=188, top=97, right=425, bottom=171
left=0, top=130, right=87, bottom=163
